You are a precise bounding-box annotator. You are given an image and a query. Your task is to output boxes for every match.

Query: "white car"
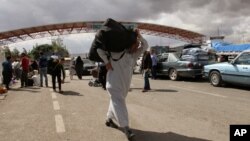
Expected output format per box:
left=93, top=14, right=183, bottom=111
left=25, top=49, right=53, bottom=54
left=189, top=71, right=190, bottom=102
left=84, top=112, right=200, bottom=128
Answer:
left=204, top=50, right=250, bottom=87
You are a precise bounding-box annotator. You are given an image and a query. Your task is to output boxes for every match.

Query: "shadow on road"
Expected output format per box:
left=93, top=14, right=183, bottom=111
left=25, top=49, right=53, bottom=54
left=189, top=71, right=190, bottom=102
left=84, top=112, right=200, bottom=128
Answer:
left=130, top=88, right=178, bottom=93
left=10, top=87, right=40, bottom=93
left=156, top=76, right=209, bottom=83
left=58, top=90, right=83, bottom=96
left=151, top=89, right=178, bottom=92
left=221, top=83, right=250, bottom=91
left=131, top=129, right=211, bottom=141
left=72, top=78, right=92, bottom=81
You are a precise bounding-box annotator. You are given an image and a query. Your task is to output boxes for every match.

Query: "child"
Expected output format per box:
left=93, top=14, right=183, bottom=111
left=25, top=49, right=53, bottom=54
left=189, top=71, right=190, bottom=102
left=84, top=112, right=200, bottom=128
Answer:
left=32, top=70, right=40, bottom=86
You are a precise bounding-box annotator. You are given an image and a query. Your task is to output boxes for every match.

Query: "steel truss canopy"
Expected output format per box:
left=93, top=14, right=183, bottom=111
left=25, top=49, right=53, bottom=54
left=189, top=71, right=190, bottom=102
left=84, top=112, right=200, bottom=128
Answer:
left=0, top=21, right=205, bottom=46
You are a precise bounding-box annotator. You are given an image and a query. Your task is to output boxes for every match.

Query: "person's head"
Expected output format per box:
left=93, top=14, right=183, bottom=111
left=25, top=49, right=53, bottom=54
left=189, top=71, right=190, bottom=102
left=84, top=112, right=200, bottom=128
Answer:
left=76, top=56, right=82, bottom=61
left=6, top=56, right=11, bottom=61
left=60, top=58, right=65, bottom=64
left=150, top=49, right=155, bottom=54
left=143, top=50, right=150, bottom=57
left=21, top=53, right=26, bottom=57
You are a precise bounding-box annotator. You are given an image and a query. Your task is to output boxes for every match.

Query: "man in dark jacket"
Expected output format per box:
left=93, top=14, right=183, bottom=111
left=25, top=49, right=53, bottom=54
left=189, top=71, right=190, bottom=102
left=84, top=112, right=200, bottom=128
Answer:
left=51, top=58, right=65, bottom=93
left=39, top=52, right=48, bottom=87
left=141, top=51, right=152, bottom=92
left=2, top=56, right=13, bottom=90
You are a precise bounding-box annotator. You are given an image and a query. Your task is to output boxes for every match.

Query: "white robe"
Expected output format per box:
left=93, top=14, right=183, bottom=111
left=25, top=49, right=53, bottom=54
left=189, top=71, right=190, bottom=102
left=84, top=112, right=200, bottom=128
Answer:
left=97, top=37, right=148, bottom=127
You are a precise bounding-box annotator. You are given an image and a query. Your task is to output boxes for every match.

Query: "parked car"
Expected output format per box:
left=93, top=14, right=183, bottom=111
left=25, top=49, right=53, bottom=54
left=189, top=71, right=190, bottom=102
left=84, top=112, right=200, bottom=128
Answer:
left=156, top=48, right=216, bottom=80
left=63, top=57, right=71, bottom=70
left=204, top=50, right=250, bottom=87
left=82, top=59, right=97, bottom=75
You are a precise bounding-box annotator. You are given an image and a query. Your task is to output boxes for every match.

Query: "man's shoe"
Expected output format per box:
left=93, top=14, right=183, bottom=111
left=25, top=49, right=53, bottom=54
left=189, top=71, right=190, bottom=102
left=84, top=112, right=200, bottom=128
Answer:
left=124, top=127, right=135, bottom=140
left=142, top=89, right=147, bottom=92
left=105, top=119, right=119, bottom=129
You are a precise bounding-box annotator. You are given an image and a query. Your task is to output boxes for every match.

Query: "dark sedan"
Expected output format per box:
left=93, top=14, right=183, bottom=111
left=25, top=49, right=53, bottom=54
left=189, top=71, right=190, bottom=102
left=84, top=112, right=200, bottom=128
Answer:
left=156, top=49, right=216, bottom=80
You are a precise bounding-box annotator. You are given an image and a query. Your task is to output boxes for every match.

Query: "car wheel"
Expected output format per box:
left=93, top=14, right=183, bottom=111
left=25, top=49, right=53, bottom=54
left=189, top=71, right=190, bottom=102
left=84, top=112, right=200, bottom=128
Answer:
left=93, top=83, right=99, bottom=87
left=169, top=69, right=179, bottom=81
left=209, top=71, right=223, bottom=87
left=88, top=82, right=93, bottom=87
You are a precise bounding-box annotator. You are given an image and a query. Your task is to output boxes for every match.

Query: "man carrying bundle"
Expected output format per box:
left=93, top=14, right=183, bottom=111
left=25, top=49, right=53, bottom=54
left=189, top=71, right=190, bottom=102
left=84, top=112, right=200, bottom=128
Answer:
left=89, top=18, right=148, bottom=140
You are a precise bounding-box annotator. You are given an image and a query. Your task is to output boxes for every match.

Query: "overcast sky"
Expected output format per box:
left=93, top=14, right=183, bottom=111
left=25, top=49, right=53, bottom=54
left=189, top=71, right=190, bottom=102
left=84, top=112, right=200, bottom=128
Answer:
left=1, top=0, right=250, bottom=53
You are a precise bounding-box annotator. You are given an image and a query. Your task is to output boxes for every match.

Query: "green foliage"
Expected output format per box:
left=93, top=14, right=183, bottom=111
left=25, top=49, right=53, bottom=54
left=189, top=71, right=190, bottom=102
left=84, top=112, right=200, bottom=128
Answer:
left=11, top=48, right=20, bottom=59
left=3, top=46, right=11, bottom=57
left=29, top=42, right=69, bottom=60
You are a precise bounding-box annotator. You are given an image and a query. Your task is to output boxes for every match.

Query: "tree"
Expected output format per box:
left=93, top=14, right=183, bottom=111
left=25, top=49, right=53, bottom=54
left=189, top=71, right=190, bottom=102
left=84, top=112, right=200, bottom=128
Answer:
left=3, top=46, right=11, bottom=57
left=11, top=48, right=20, bottom=59
left=29, top=41, right=69, bottom=60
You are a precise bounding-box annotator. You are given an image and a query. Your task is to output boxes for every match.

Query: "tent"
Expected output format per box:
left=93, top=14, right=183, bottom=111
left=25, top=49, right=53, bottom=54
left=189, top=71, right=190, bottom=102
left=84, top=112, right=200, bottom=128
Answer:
left=212, top=41, right=250, bottom=52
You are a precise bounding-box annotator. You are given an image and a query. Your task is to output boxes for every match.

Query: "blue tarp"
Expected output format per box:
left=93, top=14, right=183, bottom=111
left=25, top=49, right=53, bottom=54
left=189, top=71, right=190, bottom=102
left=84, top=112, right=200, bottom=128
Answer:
left=212, top=41, right=250, bottom=52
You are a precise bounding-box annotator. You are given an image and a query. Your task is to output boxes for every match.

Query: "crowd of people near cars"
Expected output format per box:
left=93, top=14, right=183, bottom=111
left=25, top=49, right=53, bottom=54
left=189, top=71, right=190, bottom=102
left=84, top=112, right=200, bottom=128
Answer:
left=1, top=51, right=98, bottom=93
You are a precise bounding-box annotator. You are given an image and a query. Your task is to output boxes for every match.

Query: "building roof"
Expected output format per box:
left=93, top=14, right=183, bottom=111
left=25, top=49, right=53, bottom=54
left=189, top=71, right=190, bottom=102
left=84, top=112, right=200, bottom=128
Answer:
left=0, top=21, right=205, bottom=46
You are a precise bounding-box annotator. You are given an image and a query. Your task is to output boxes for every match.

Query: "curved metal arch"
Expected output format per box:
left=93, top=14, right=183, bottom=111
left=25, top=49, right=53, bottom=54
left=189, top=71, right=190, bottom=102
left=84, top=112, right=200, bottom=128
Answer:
left=0, top=21, right=205, bottom=46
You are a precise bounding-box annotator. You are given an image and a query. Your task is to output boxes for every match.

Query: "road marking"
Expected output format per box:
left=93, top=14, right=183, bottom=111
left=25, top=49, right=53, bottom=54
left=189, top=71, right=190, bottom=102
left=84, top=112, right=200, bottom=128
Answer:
left=170, top=85, right=227, bottom=98
left=55, top=114, right=65, bottom=133
left=51, top=92, right=57, bottom=99
left=53, top=101, right=60, bottom=110
left=132, top=77, right=227, bottom=98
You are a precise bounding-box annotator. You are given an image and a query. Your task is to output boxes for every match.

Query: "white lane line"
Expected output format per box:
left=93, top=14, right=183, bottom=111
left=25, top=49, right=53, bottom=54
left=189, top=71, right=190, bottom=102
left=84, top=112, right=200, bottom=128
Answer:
left=55, top=114, right=66, bottom=133
left=51, top=92, right=57, bottom=99
left=132, top=77, right=227, bottom=98
left=170, top=85, right=227, bottom=98
left=53, top=101, right=60, bottom=110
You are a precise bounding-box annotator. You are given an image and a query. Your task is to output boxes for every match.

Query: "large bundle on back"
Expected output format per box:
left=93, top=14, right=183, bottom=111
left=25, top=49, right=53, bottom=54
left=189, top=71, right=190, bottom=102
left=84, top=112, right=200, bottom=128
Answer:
left=89, top=18, right=137, bottom=62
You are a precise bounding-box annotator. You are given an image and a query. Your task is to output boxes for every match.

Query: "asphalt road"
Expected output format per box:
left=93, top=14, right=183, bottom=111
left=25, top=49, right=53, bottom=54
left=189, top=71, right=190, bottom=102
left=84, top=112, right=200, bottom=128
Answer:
left=0, top=73, right=249, bottom=141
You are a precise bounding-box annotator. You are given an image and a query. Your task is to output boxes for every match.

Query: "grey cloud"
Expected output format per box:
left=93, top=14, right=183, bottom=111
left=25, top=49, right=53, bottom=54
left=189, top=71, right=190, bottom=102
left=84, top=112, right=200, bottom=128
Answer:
left=1, top=0, right=250, bottom=43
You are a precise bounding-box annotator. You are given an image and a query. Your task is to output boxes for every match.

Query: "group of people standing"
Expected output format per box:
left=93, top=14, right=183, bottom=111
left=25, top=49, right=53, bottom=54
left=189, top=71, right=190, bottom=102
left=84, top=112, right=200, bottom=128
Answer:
left=1, top=52, right=65, bottom=93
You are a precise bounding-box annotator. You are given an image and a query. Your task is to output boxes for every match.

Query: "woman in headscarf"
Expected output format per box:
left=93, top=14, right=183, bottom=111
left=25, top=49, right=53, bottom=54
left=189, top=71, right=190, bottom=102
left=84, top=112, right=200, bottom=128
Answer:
left=74, top=56, right=83, bottom=79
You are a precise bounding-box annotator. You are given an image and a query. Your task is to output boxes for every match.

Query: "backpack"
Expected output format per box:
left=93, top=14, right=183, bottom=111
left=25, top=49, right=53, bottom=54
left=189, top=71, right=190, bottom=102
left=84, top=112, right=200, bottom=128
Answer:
left=88, top=18, right=137, bottom=62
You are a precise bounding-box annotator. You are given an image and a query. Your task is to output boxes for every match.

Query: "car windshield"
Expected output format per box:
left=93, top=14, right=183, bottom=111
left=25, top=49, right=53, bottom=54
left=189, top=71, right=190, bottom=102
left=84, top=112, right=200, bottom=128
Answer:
left=235, top=52, right=250, bottom=65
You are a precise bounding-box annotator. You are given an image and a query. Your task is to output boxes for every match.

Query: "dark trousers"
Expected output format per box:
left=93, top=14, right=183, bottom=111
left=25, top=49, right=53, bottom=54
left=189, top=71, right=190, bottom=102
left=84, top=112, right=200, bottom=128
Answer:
left=98, top=66, right=107, bottom=89
left=21, top=70, right=28, bottom=87
left=151, top=65, right=157, bottom=79
left=52, top=74, right=61, bottom=91
left=2, top=72, right=12, bottom=89
left=144, top=71, right=150, bottom=90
